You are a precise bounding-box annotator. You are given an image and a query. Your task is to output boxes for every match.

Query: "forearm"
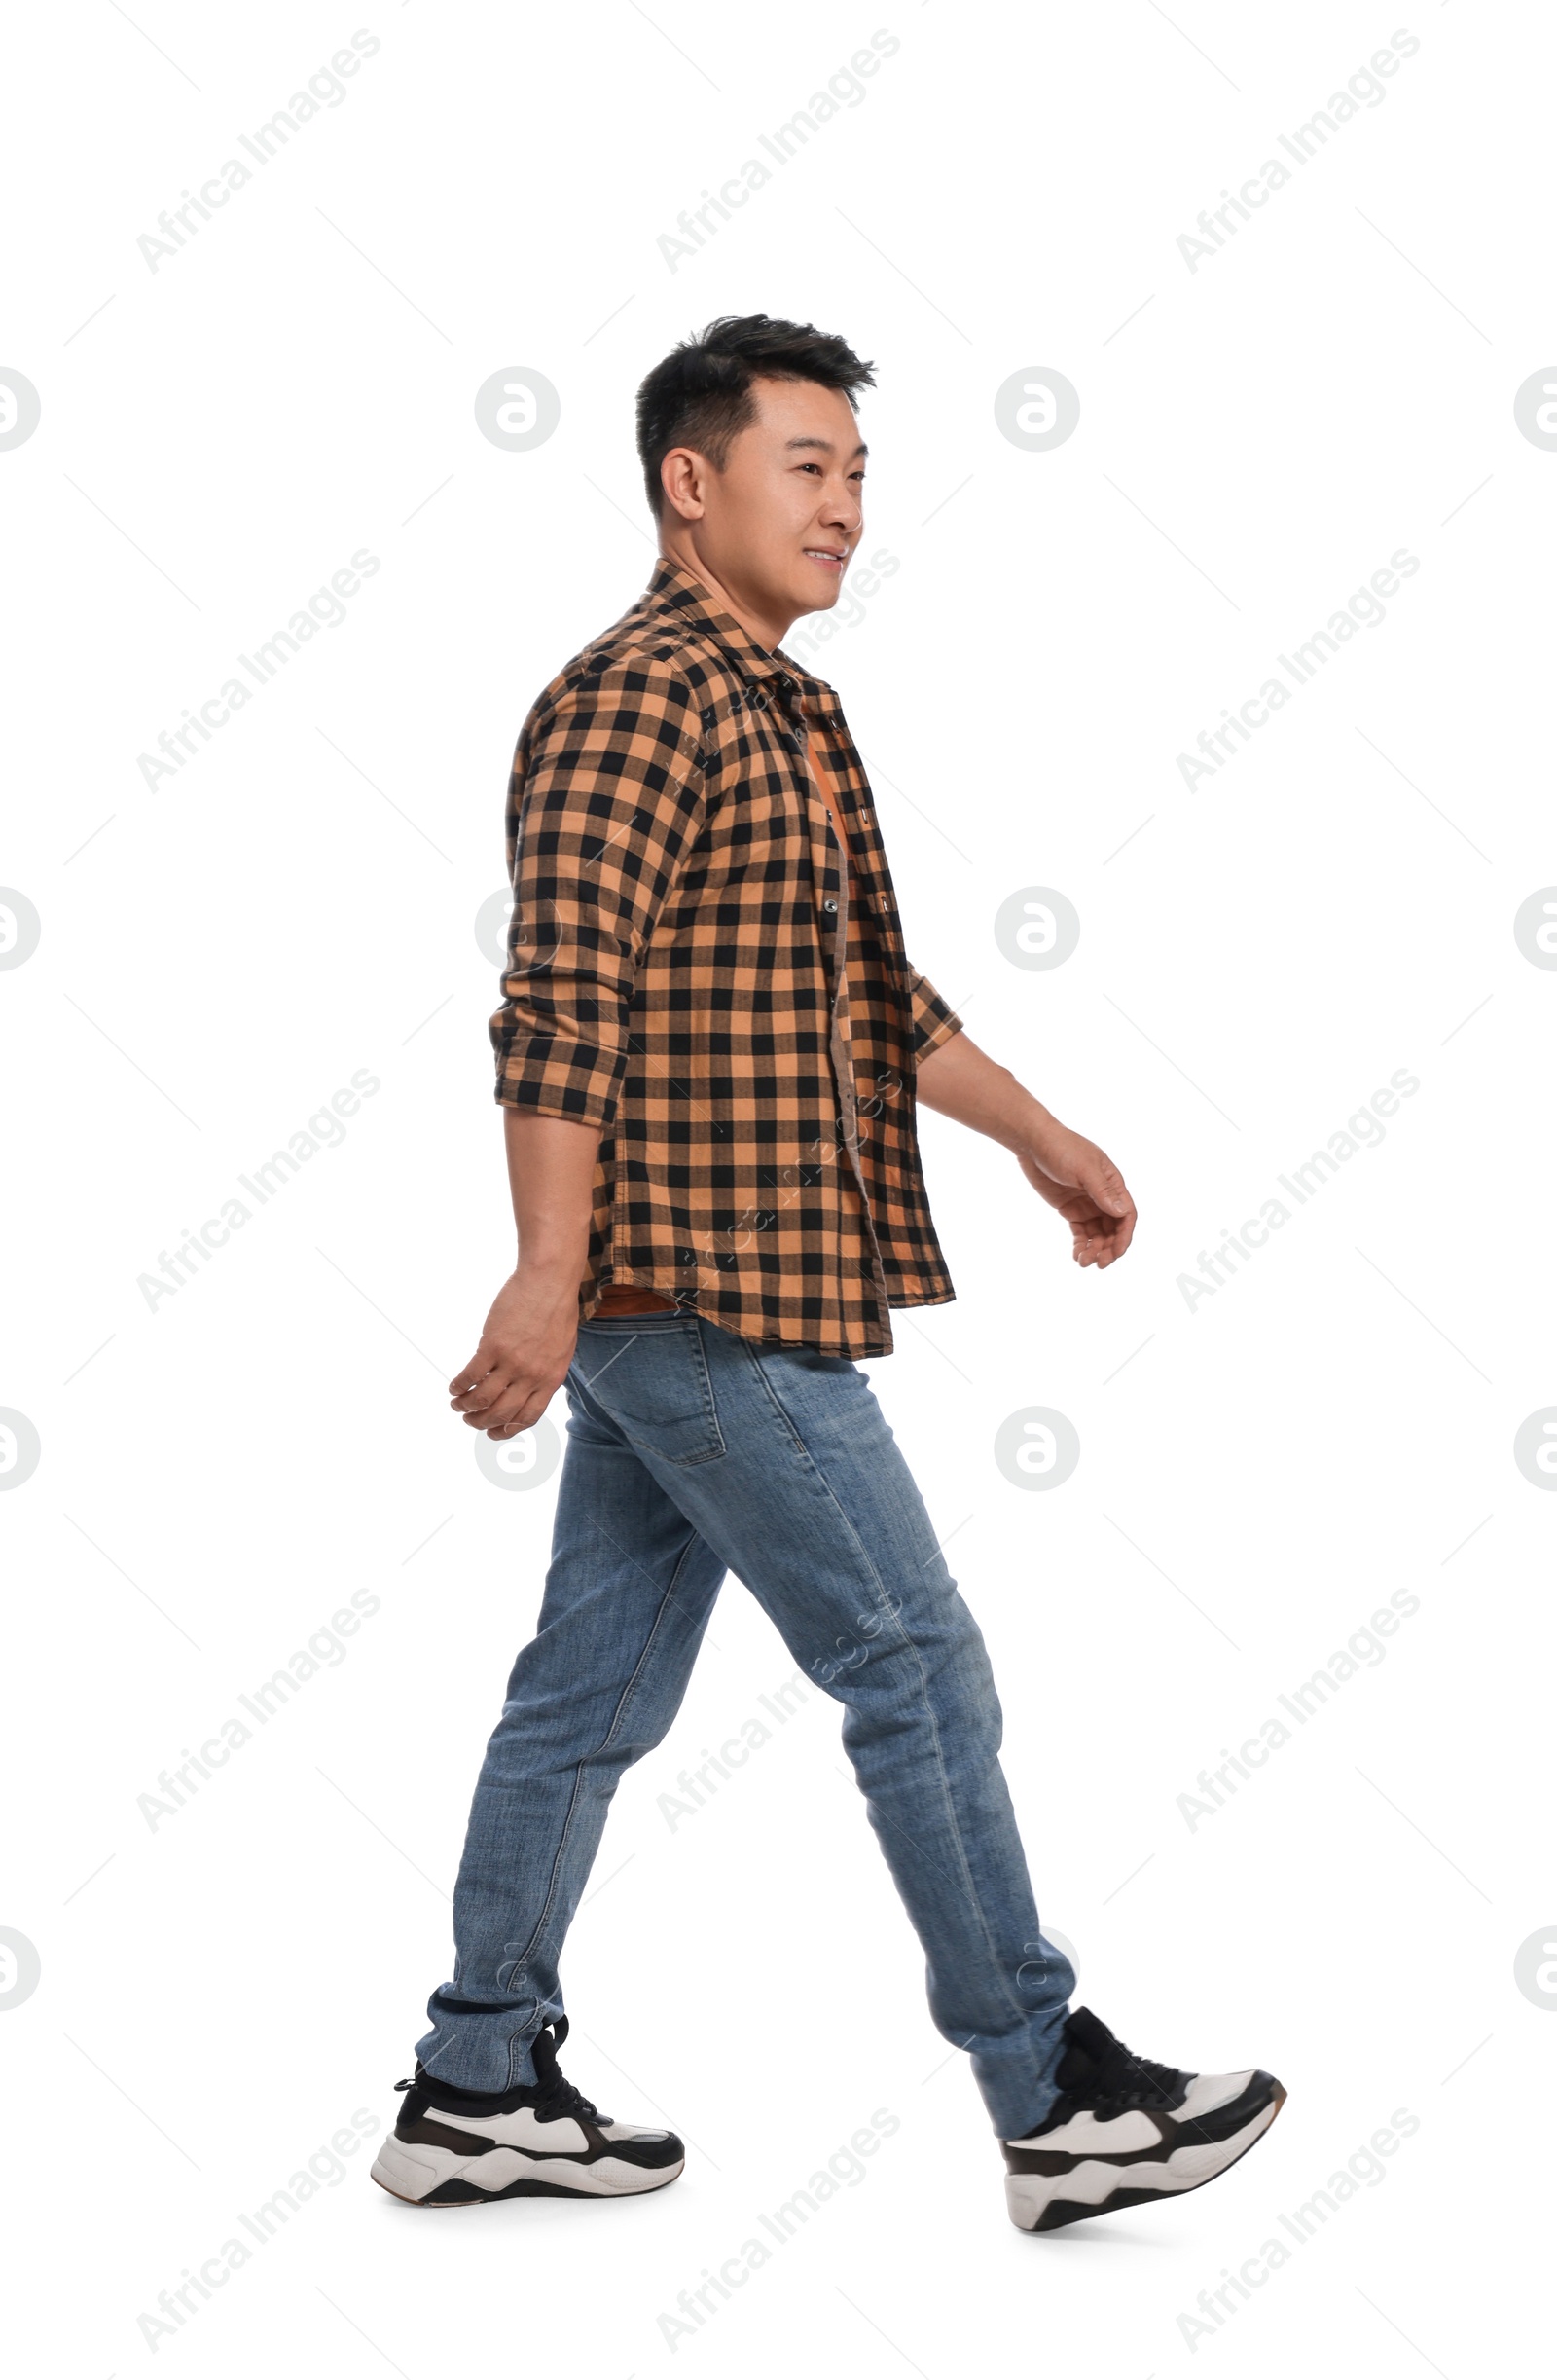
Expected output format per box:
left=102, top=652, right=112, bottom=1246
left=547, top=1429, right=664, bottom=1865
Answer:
left=502, top=1106, right=601, bottom=1289
left=916, top=1025, right=1137, bottom=1263
left=915, top=1027, right=1054, bottom=1156
left=447, top=1108, right=600, bottom=1441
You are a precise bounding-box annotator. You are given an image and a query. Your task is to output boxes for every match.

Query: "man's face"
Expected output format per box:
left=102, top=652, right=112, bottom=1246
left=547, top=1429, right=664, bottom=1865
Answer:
left=668, top=377, right=865, bottom=629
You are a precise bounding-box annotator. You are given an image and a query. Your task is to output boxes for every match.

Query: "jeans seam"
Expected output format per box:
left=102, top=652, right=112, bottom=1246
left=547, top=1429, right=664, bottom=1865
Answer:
left=742, top=1339, right=1030, bottom=2035
left=736, top=1336, right=812, bottom=1458
left=505, top=1527, right=709, bottom=2005
left=682, top=1322, right=724, bottom=1460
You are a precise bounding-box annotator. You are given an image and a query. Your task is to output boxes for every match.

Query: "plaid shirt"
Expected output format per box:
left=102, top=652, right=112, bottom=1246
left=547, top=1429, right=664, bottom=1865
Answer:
left=489, top=557, right=962, bottom=1356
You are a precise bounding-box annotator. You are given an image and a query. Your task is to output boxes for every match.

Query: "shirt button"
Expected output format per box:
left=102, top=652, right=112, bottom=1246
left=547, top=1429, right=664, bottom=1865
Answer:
left=822, top=898, right=838, bottom=913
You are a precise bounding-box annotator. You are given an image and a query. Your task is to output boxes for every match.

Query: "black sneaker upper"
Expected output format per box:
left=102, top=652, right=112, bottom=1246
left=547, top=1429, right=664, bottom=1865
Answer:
left=1031, top=2006, right=1192, bottom=2133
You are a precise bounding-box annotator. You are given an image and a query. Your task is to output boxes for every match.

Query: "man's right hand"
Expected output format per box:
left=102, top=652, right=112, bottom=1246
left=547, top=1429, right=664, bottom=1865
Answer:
left=448, top=1267, right=581, bottom=1440
left=454, top=1106, right=601, bottom=1438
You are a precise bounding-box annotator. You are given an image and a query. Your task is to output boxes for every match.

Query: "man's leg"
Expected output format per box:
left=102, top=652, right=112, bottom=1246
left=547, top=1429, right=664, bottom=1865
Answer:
left=567, top=1314, right=1075, bottom=2142
left=416, top=1336, right=726, bottom=2091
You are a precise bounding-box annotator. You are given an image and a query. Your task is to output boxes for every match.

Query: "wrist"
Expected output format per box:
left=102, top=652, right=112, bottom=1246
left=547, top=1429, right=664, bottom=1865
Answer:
left=1006, top=1090, right=1060, bottom=1162
left=1019, top=1099, right=1067, bottom=1166
left=510, top=1249, right=586, bottom=1301
left=961, top=1062, right=1055, bottom=1160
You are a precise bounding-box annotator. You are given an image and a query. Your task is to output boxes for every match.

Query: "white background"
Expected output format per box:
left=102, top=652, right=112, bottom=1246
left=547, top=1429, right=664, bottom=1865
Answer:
left=3, top=1, right=1552, bottom=2370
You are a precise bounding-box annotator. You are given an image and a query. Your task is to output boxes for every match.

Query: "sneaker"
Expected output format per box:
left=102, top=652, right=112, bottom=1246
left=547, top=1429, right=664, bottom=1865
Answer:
left=1002, top=2005, right=1285, bottom=2233
left=370, top=2016, right=685, bottom=2206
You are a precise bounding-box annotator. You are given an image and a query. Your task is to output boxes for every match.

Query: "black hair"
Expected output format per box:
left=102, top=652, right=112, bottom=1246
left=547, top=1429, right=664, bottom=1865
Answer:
left=634, top=313, right=875, bottom=517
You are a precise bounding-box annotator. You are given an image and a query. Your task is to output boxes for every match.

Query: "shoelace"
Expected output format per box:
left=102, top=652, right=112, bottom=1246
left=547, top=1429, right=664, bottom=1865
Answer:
left=530, top=2016, right=605, bottom=2126
left=1088, top=2034, right=1185, bottom=2114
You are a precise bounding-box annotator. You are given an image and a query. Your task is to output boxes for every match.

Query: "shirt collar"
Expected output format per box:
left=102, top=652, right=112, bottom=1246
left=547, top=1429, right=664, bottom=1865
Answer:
left=643, top=556, right=841, bottom=717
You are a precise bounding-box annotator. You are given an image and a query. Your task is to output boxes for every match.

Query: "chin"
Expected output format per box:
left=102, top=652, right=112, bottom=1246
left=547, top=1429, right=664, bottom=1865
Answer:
left=795, top=568, right=845, bottom=616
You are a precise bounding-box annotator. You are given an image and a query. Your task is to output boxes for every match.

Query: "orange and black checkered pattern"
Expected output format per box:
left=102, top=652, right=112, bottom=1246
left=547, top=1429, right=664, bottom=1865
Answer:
left=489, top=558, right=962, bottom=1356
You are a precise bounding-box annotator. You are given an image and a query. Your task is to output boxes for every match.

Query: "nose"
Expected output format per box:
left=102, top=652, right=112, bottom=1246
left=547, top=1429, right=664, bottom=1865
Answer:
left=820, top=483, right=861, bottom=535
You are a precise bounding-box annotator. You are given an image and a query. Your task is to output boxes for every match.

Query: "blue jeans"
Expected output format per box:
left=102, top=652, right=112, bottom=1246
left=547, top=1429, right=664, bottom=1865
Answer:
left=416, top=1313, right=1075, bottom=2139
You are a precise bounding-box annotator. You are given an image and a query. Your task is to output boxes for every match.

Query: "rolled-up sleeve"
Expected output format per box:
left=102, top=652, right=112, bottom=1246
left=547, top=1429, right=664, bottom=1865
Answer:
left=906, top=967, right=963, bottom=1063
left=489, top=656, right=706, bottom=1127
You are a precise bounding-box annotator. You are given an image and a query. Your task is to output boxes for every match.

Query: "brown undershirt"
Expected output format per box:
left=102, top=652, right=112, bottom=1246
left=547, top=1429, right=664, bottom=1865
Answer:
left=593, top=740, right=851, bottom=1317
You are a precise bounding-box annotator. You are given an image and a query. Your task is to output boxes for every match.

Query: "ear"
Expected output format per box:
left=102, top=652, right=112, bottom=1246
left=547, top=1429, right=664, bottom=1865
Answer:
left=660, top=446, right=707, bottom=522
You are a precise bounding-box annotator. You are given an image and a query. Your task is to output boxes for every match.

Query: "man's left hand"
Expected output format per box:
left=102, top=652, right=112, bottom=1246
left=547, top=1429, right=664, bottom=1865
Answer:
left=1017, top=1127, right=1137, bottom=1268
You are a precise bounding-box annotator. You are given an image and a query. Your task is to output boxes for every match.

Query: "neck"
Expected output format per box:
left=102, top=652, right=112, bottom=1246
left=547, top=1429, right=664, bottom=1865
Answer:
left=658, top=531, right=790, bottom=653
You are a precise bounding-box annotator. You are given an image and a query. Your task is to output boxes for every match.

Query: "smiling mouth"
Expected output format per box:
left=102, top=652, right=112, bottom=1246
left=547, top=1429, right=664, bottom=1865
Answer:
left=803, top=548, right=848, bottom=569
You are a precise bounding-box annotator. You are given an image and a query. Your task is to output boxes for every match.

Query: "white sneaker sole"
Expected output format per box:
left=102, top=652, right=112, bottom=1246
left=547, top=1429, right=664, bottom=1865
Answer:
left=1006, top=2086, right=1285, bottom=2232
left=371, top=2132, right=683, bottom=2206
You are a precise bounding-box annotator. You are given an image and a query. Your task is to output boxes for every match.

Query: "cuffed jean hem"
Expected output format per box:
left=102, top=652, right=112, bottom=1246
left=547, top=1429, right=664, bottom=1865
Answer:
left=414, top=1996, right=551, bottom=2092
left=971, top=2013, right=1070, bottom=2141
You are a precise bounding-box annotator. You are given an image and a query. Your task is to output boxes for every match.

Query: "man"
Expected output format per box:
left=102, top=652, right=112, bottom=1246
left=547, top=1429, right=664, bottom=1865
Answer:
left=371, top=316, right=1285, bottom=2232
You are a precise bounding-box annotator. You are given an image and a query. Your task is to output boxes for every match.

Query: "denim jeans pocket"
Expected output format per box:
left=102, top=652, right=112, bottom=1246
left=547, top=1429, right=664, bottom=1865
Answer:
left=573, top=1317, right=726, bottom=1467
